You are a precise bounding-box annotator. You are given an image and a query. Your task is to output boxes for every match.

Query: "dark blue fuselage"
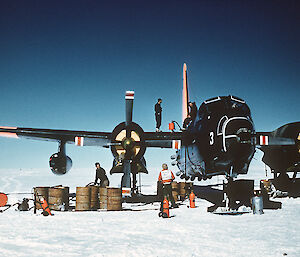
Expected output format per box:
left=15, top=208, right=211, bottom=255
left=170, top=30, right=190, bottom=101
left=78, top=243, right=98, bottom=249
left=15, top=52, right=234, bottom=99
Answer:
left=177, top=96, right=255, bottom=180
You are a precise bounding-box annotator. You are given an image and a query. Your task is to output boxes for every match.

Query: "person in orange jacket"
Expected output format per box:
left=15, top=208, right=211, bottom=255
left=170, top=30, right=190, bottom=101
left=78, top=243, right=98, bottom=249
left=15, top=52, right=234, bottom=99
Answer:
left=158, top=163, right=178, bottom=210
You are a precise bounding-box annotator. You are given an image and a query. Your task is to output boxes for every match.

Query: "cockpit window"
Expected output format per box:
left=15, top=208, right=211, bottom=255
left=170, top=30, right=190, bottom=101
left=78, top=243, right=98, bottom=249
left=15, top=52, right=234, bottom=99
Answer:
left=229, top=98, right=251, bottom=116
left=204, top=96, right=221, bottom=104
left=231, top=96, right=245, bottom=104
left=197, top=97, right=225, bottom=120
left=196, top=103, right=205, bottom=119
left=197, top=95, right=251, bottom=121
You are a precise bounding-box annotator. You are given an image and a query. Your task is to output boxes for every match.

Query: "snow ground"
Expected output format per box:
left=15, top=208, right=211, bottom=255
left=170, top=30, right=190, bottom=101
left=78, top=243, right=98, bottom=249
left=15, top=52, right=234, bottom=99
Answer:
left=1, top=168, right=300, bottom=257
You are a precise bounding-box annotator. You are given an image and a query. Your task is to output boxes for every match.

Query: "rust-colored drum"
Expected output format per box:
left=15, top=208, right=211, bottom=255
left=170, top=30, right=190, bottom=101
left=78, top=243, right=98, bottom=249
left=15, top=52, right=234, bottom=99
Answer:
left=107, top=188, right=122, bottom=211
left=48, top=186, right=69, bottom=211
left=99, top=187, right=108, bottom=209
left=34, top=187, right=49, bottom=210
left=261, top=179, right=272, bottom=193
left=179, top=182, right=193, bottom=200
left=76, top=187, right=91, bottom=211
left=89, top=185, right=100, bottom=210
left=171, top=182, right=179, bottom=202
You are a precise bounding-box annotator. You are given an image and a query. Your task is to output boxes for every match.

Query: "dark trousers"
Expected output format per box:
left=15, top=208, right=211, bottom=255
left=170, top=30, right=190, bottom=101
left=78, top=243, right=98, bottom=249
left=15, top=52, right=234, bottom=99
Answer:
left=100, top=179, right=109, bottom=188
left=160, top=183, right=176, bottom=211
left=155, top=113, right=161, bottom=129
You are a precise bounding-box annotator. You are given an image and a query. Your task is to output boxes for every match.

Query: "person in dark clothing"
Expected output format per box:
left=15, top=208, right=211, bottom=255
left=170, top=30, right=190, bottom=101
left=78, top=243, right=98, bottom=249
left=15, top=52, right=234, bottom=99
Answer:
left=183, top=102, right=198, bottom=129
left=189, top=102, right=197, bottom=121
left=94, top=162, right=109, bottom=187
left=154, top=98, right=162, bottom=132
left=183, top=114, right=192, bottom=129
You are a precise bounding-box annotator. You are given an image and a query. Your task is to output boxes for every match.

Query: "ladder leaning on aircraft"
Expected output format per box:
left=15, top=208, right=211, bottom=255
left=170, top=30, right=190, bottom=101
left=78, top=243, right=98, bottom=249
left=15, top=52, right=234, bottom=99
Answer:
left=0, top=63, right=299, bottom=197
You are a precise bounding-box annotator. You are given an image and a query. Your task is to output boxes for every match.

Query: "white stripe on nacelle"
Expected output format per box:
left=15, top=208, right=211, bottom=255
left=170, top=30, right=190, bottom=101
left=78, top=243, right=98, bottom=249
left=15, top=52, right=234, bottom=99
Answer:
left=75, top=136, right=84, bottom=146
left=259, top=135, right=269, bottom=145
left=172, top=140, right=181, bottom=149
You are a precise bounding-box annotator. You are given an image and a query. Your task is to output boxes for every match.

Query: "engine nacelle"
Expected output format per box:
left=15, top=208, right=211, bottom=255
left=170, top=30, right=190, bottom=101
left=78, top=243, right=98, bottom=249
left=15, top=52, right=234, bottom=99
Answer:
left=49, top=153, right=72, bottom=175
left=110, top=122, right=146, bottom=161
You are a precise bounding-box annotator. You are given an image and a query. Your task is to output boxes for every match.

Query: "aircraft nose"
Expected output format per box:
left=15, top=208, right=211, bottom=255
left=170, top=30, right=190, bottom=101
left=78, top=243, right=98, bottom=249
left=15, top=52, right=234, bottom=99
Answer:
left=236, top=128, right=254, bottom=144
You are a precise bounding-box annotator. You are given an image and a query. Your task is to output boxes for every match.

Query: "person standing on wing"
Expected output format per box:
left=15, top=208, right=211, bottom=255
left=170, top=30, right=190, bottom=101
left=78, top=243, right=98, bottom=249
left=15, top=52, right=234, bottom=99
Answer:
left=155, top=98, right=162, bottom=132
left=158, top=163, right=178, bottom=210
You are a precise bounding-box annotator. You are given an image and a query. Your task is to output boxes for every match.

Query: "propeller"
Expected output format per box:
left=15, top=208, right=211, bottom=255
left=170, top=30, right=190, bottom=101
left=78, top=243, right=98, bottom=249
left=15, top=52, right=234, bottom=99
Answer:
left=110, top=91, right=147, bottom=195
left=122, top=91, right=135, bottom=190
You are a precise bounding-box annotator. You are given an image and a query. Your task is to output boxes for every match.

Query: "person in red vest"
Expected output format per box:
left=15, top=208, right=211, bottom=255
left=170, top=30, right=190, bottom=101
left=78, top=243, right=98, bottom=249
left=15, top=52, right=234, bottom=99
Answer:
left=158, top=163, right=178, bottom=210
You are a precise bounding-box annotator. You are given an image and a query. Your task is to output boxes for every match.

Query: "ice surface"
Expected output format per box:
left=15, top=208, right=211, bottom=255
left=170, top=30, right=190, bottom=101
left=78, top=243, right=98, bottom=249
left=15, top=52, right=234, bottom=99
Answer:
left=1, top=167, right=300, bottom=257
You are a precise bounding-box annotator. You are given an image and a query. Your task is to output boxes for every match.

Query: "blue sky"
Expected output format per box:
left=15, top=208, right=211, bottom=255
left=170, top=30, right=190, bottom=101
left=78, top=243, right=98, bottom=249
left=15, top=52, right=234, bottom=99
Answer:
left=0, top=1, right=299, bottom=175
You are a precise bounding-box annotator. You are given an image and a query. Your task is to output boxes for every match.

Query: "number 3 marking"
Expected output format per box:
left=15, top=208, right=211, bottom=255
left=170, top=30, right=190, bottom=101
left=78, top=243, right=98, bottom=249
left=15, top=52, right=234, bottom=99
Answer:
left=209, top=132, right=214, bottom=145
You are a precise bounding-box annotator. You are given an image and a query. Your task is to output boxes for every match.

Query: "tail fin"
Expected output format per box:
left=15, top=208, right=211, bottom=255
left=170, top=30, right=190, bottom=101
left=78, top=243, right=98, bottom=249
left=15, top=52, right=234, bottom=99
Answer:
left=182, top=63, right=189, bottom=123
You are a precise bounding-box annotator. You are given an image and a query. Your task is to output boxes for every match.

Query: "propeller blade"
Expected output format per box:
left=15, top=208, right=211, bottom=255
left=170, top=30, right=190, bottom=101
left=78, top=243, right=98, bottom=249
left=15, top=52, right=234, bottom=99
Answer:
left=125, top=91, right=134, bottom=128
left=125, top=91, right=134, bottom=139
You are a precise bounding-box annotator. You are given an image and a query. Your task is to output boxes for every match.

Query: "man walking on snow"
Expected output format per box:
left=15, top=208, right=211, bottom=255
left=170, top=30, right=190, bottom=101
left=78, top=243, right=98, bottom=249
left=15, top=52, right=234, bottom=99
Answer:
left=158, top=163, right=178, bottom=210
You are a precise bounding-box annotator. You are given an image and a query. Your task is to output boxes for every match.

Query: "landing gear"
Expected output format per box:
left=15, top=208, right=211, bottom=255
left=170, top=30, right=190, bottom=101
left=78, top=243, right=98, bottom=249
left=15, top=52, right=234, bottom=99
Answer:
left=197, top=174, right=202, bottom=181
left=224, top=179, right=254, bottom=210
left=207, top=179, right=254, bottom=214
left=180, top=174, right=190, bottom=180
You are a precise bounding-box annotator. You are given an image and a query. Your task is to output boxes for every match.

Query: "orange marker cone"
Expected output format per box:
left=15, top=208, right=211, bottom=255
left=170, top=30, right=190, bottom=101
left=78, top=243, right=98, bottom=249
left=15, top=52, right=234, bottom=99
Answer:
left=0, top=192, right=8, bottom=207
left=189, top=191, right=195, bottom=208
left=162, top=197, right=169, bottom=218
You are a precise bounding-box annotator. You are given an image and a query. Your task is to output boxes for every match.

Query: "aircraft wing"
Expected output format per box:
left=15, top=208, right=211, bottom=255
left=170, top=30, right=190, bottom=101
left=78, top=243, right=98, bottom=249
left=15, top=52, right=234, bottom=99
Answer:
left=0, top=126, right=112, bottom=147
left=255, top=122, right=300, bottom=171
left=255, top=132, right=296, bottom=147
left=144, top=132, right=183, bottom=148
left=0, top=126, right=184, bottom=149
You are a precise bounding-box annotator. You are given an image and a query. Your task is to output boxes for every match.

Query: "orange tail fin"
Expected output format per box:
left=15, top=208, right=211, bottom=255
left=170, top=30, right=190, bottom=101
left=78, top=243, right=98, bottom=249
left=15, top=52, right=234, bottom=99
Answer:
left=182, top=63, right=189, bottom=123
